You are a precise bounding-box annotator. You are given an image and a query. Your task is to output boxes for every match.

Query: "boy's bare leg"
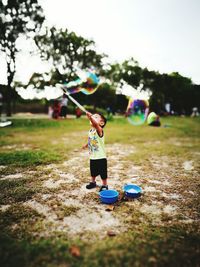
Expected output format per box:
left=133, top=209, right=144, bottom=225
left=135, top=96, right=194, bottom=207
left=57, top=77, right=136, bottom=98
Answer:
left=102, top=179, right=107, bottom=186
left=91, top=176, right=96, bottom=183
left=99, top=178, right=108, bottom=191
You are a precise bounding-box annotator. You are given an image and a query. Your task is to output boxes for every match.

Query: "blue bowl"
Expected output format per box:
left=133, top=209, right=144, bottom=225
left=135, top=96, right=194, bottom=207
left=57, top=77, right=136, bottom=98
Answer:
left=99, top=189, right=119, bottom=204
left=123, top=184, right=142, bottom=198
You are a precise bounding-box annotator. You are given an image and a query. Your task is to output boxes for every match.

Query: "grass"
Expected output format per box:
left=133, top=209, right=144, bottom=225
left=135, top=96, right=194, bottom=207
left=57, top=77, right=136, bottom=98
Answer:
left=0, top=150, right=60, bottom=166
left=0, top=115, right=200, bottom=267
left=0, top=179, right=37, bottom=204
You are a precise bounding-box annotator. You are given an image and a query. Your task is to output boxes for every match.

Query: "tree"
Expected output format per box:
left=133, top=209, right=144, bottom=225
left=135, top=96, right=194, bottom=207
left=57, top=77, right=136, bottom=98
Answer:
left=101, top=59, right=143, bottom=112
left=34, top=27, right=106, bottom=84
left=101, top=62, right=122, bottom=85
left=102, top=58, right=143, bottom=87
left=142, top=69, right=195, bottom=114
left=90, top=83, right=117, bottom=110
left=165, top=72, right=193, bottom=114
left=121, top=59, right=143, bottom=88
left=0, top=0, right=44, bottom=116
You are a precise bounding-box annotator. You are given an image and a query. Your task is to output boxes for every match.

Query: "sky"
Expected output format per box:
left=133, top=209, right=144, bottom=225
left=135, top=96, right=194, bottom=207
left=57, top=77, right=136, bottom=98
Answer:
left=1, top=0, right=200, bottom=85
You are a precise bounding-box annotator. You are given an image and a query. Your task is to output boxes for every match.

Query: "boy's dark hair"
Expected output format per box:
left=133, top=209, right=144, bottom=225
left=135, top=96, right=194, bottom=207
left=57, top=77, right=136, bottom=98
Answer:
left=98, top=113, right=107, bottom=128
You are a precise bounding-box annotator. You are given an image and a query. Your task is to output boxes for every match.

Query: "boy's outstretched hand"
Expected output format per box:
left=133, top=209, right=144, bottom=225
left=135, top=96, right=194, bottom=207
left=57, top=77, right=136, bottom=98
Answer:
left=82, top=144, right=88, bottom=150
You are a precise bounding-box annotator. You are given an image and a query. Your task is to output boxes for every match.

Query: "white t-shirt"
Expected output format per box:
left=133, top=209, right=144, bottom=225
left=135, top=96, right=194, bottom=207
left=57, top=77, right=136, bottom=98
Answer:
left=60, top=98, right=68, bottom=107
left=88, top=128, right=106, bottom=160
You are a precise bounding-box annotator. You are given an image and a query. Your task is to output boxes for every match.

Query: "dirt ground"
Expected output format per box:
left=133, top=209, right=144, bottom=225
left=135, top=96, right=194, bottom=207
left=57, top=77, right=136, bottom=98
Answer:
left=1, top=140, right=199, bottom=240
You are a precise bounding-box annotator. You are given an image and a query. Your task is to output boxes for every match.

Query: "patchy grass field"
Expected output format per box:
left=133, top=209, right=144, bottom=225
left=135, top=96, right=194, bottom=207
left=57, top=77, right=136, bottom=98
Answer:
left=0, top=116, right=199, bottom=267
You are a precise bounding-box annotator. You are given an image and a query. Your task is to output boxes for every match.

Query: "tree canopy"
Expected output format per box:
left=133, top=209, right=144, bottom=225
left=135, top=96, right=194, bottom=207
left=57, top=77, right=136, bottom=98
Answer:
left=34, top=27, right=106, bottom=83
left=0, top=0, right=44, bottom=115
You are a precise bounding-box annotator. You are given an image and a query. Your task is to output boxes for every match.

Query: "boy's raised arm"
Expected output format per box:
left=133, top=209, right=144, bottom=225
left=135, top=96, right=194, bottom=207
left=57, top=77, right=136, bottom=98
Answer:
left=86, top=112, right=103, bottom=137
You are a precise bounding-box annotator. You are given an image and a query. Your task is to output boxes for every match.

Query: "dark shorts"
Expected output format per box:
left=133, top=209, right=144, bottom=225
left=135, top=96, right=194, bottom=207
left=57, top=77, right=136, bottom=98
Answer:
left=90, top=158, right=107, bottom=180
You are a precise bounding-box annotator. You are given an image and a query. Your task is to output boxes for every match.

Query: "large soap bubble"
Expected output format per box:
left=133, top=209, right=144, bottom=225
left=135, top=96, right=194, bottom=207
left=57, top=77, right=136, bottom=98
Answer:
left=64, top=78, right=82, bottom=94
left=126, top=98, right=149, bottom=125
left=80, top=72, right=100, bottom=95
left=64, top=72, right=100, bottom=95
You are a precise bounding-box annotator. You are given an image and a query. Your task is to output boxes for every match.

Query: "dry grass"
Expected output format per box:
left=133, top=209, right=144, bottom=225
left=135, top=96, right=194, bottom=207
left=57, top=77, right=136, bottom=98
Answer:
left=0, top=116, right=199, bottom=267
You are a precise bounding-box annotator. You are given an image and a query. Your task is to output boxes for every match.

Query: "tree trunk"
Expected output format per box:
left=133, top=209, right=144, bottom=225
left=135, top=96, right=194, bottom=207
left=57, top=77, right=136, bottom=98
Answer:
left=13, top=97, right=16, bottom=114
left=6, top=60, right=15, bottom=117
left=6, top=85, right=12, bottom=117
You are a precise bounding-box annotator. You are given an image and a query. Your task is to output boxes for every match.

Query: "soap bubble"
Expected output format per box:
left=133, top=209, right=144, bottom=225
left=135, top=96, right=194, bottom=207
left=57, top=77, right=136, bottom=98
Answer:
left=64, top=72, right=100, bottom=95
left=127, top=98, right=149, bottom=125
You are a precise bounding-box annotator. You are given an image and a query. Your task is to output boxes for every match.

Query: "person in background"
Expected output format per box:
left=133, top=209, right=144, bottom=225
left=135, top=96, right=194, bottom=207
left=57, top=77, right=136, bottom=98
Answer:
left=75, top=107, right=82, bottom=118
left=147, top=112, right=161, bottom=127
left=60, top=94, right=68, bottom=118
left=0, top=92, right=3, bottom=117
left=48, top=105, right=53, bottom=119
left=52, top=100, right=61, bottom=119
left=191, top=107, right=199, bottom=117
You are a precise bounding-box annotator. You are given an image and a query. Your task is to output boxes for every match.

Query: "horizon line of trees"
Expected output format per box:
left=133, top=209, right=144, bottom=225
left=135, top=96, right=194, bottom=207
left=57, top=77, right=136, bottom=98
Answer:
left=0, top=0, right=199, bottom=116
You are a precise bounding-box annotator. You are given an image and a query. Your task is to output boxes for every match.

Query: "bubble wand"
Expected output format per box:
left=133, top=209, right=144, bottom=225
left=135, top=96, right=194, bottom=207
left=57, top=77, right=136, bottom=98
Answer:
left=61, top=72, right=100, bottom=113
left=62, top=87, right=88, bottom=113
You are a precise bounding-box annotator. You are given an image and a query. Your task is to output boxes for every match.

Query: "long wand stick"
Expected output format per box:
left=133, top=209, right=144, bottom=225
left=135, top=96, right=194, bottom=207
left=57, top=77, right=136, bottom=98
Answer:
left=62, top=88, right=88, bottom=113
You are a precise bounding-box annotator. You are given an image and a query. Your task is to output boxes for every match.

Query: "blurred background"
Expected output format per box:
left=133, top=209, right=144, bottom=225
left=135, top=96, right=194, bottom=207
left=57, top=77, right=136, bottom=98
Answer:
left=0, top=0, right=199, bottom=118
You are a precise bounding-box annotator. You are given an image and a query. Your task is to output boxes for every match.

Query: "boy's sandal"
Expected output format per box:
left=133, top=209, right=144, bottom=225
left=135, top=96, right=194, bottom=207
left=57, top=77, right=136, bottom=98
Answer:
left=99, top=185, right=108, bottom=192
left=86, top=182, right=96, bottom=189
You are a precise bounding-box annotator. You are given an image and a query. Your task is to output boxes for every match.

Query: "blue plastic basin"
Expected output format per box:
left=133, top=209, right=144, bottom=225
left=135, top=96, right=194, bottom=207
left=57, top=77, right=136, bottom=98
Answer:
left=123, top=184, right=142, bottom=198
left=99, top=189, right=119, bottom=204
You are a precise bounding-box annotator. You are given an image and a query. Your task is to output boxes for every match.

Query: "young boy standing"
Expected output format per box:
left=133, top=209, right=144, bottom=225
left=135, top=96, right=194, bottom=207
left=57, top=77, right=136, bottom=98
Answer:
left=82, top=112, right=108, bottom=192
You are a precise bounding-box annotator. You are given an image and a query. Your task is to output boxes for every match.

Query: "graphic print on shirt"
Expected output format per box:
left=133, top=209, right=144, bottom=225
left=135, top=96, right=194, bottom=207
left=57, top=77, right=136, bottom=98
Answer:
left=88, top=130, right=99, bottom=153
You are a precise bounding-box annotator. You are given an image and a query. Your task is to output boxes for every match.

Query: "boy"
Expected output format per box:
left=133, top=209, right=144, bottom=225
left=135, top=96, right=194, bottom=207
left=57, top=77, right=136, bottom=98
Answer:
left=82, top=112, right=108, bottom=191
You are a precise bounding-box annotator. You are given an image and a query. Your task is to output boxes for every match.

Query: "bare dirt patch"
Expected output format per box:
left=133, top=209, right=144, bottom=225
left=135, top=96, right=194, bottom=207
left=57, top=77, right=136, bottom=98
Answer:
left=0, top=173, right=24, bottom=180
left=0, top=204, right=11, bottom=212
left=183, top=161, right=194, bottom=171
left=1, top=144, right=33, bottom=151
left=24, top=144, right=136, bottom=238
left=3, top=142, right=198, bottom=239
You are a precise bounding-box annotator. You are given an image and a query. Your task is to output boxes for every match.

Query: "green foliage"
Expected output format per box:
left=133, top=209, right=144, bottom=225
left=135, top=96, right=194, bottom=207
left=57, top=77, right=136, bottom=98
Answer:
left=73, top=82, right=117, bottom=111
left=0, top=0, right=44, bottom=115
left=34, top=27, right=106, bottom=83
left=121, top=59, right=143, bottom=87
left=27, top=72, right=49, bottom=90
left=102, top=59, right=199, bottom=114
left=0, top=0, right=44, bottom=57
left=147, top=71, right=195, bottom=114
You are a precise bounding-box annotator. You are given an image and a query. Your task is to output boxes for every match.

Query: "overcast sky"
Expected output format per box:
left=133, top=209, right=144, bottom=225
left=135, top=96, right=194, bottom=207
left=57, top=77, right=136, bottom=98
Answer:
left=1, top=0, right=200, bottom=85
